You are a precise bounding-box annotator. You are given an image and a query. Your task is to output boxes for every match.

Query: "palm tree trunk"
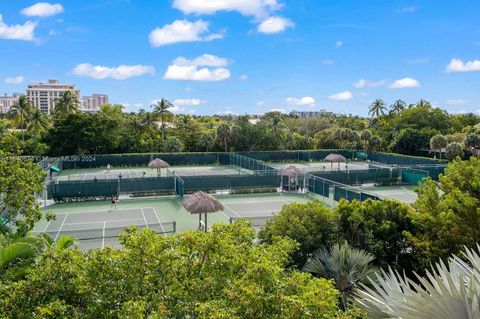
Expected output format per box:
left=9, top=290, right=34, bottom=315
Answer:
left=224, top=138, right=228, bottom=152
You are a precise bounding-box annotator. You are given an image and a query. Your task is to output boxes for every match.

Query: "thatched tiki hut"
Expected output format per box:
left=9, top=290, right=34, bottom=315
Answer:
left=148, top=158, right=169, bottom=177
left=280, top=165, right=305, bottom=192
left=182, top=191, right=224, bottom=232
left=324, top=153, right=347, bottom=170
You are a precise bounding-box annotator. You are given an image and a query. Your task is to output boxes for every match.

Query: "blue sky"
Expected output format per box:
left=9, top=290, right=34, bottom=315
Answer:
left=1, top=0, right=480, bottom=116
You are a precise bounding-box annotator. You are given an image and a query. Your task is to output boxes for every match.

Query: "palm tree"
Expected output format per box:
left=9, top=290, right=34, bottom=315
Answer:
left=355, top=244, right=480, bottom=319
left=360, top=130, right=373, bottom=153
left=139, top=109, right=158, bottom=133
left=198, top=133, right=214, bottom=152
left=464, top=133, right=480, bottom=154
left=303, top=242, right=377, bottom=309
left=267, top=115, right=288, bottom=149
left=370, top=135, right=382, bottom=151
left=445, top=142, right=464, bottom=160
left=216, top=123, right=231, bottom=152
left=430, top=134, right=447, bottom=159
left=8, top=95, right=33, bottom=141
left=416, top=99, right=432, bottom=108
left=389, top=99, right=406, bottom=116
left=27, top=108, right=50, bottom=136
left=151, top=98, right=174, bottom=140
left=54, top=91, right=80, bottom=117
left=368, top=99, right=387, bottom=119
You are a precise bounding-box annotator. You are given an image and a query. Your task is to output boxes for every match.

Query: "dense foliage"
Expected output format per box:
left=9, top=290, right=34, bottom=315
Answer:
left=1, top=98, right=479, bottom=157
left=0, top=222, right=354, bottom=319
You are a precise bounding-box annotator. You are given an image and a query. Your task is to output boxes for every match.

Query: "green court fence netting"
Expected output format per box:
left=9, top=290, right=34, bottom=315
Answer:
left=229, top=153, right=277, bottom=174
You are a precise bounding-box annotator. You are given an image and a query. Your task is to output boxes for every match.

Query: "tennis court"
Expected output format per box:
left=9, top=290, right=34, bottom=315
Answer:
left=56, top=164, right=253, bottom=181
left=37, top=193, right=307, bottom=249
left=358, top=185, right=418, bottom=203
left=269, top=161, right=369, bottom=173
left=34, top=207, right=176, bottom=250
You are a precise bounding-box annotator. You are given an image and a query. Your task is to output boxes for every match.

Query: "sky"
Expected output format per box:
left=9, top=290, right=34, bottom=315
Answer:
left=0, top=0, right=480, bottom=116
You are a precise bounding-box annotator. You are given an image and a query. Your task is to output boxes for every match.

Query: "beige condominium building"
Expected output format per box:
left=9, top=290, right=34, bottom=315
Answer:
left=80, top=94, right=109, bottom=113
left=26, top=79, right=80, bottom=113
left=0, top=93, right=20, bottom=113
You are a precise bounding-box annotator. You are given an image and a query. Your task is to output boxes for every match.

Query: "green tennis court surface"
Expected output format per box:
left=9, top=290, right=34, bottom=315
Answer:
left=268, top=161, right=369, bottom=172
left=36, top=193, right=308, bottom=249
left=56, top=164, right=253, bottom=181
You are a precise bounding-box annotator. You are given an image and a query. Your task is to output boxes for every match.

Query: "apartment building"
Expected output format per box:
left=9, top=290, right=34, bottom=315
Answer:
left=0, top=94, right=20, bottom=113
left=291, top=109, right=333, bottom=118
left=80, top=94, right=109, bottom=113
left=26, top=79, right=80, bottom=113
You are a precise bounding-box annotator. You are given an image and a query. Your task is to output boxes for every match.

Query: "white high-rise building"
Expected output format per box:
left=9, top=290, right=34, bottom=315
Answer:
left=80, top=94, right=109, bottom=113
left=26, top=79, right=80, bottom=113
left=0, top=94, right=20, bottom=113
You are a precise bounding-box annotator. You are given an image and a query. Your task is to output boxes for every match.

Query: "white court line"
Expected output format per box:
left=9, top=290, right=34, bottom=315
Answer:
left=65, top=207, right=153, bottom=214
left=219, top=210, right=231, bottom=220
left=63, top=218, right=144, bottom=226
left=54, top=213, right=69, bottom=241
left=151, top=207, right=166, bottom=236
left=42, top=219, right=52, bottom=233
left=222, top=199, right=299, bottom=205
left=140, top=208, right=149, bottom=229
left=102, top=221, right=106, bottom=248
left=222, top=204, right=242, bottom=218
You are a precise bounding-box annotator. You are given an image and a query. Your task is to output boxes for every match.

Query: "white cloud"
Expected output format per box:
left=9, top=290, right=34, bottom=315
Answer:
left=164, top=54, right=231, bottom=81
left=0, top=14, right=37, bottom=41
left=322, top=59, right=335, bottom=65
left=173, top=98, right=205, bottom=106
left=395, top=6, right=417, bottom=14
left=239, top=74, right=248, bottom=80
left=72, top=63, right=155, bottom=80
left=268, top=108, right=286, bottom=113
left=21, top=2, right=64, bottom=17
left=256, top=101, right=265, bottom=106
left=257, top=16, right=294, bottom=34
left=286, top=96, right=316, bottom=107
left=446, top=58, right=480, bottom=72
left=335, top=40, right=343, bottom=48
left=172, top=0, right=282, bottom=18
left=389, top=77, right=420, bottom=88
left=353, top=78, right=388, bottom=89
left=447, top=99, right=467, bottom=106
left=328, top=91, right=353, bottom=101
left=4, top=76, right=24, bottom=84
left=149, top=19, right=223, bottom=47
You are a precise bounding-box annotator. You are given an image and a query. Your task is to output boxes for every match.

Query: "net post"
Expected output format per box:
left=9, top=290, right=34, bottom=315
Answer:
left=173, top=221, right=176, bottom=233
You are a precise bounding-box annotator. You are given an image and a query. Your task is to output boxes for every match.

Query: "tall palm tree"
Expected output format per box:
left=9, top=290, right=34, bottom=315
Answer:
left=8, top=95, right=33, bottom=141
left=151, top=98, right=174, bottom=140
left=360, top=129, right=373, bottom=153
left=54, top=91, right=80, bottom=117
left=267, top=115, right=288, bottom=149
left=216, top=123, right=231, bottom=152
left=27, top=108, right=50, bottom=136
left=368, top=99, right=387, bottom=119
left=430, top=134, right=447, bottom=159
left=303, top=242, right=377, bottom=309
left=138, top=109, right=157, bottom=133
left=355, top=245, right=480, bottom=319
left=416, top=99, right=432, bottom=108
left=389, top=99, right=406, bottom=116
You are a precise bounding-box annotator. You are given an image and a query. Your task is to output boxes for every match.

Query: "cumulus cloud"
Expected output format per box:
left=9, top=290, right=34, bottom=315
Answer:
left=72, top=63, right=155, bottom=80
left=353, top=78, right=388, bottom=89
left=0, top=14, right=37, bottom=41
left=172, top=0, right=282, bottom=18
left=21, top=2, right=64, bottom=17
left=446, top=58, right=480, bottom=72
left=4, top=75, right=24, bottom=84
left=257, top=16, right=294, bottom=34
left=164, top=54, right=231, bottom=81
left=389, top=77, right=420, bottom=88
left=173, top=98, right=205, bottom=106
left=286, top=96, right=316, bottom=107
left=328, top=91, right=353, bottom=101
left=149, top=19, right=223, bottom=47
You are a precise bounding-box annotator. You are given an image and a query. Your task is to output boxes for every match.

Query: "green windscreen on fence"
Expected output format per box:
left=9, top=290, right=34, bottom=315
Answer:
left=175, top=175, right=184, bottom=197
left=229, top=153, right=277, bottom=174
left=401, top=168, right=429, bottom=185
left=118, top=177, right=174, bottom=194
left=51, top=179, right=118, bottom=201
left=182, top=174, right=281, bottom=193
left=311, top=168, right=399, bottom=185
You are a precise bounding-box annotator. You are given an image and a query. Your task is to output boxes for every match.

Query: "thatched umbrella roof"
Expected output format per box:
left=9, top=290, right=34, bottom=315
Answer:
left=280, top=165, right=304, bottom=176
left=182, top=191, right=224, bottom=215
left=324, top=153, right=347, bottom=162
left=148, top=158, right=170, bottom=169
